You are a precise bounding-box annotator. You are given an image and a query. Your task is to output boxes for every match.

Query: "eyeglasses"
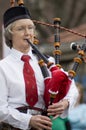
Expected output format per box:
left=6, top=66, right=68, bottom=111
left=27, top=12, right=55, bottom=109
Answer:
left=12, top=25, right=35, bottom=32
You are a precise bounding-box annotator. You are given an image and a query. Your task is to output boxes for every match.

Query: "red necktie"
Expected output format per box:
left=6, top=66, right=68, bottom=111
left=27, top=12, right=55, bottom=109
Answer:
left=21, top=55, right=38, bottom=107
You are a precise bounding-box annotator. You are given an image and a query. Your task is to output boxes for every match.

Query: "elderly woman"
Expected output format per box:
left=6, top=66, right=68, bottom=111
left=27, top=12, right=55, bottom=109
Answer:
left=0, top=5, right=78, bottom=130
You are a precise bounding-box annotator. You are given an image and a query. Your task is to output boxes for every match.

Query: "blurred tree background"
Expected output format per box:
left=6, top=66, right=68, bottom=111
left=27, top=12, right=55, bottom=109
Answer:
left=0, top=0, right=86, bottom=50
left=24, top=0, right=86, bottom=44
left=1, top=0, right=86, bottom=56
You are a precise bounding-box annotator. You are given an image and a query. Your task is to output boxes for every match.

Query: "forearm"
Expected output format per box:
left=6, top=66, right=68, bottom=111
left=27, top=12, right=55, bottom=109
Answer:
left=60, top=79, right=79, bottom=118
left=63, top=79, right=79, bottom=110
left=0, top=106, right=31, bottom=130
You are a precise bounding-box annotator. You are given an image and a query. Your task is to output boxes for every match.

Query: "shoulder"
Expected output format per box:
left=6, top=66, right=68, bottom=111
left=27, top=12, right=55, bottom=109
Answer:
left=48, top=56, right=55, bottom=63
left=0, top=55, right=11, bottom=68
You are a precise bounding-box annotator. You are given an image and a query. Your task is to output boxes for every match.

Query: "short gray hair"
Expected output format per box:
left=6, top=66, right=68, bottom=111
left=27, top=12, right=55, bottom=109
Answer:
left=4, top=23, right=13, bottom=48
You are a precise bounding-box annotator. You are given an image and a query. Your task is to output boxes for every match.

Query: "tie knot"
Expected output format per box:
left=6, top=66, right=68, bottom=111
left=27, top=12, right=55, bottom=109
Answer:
left=21, top=55, right=30, bottom=63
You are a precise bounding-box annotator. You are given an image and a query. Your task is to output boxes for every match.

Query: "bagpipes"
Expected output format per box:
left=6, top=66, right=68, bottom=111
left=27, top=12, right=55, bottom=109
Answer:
left=10, top=0, right=86, bottom=110
left=25, top=33, right=86, bottom=109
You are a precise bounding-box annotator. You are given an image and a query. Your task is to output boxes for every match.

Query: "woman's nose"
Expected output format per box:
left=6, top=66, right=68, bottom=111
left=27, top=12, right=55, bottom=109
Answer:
left=24, top=28, right=30, bottom=35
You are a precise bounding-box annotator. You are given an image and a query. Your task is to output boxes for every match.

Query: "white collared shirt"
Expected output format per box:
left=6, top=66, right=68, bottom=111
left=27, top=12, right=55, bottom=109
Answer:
left=0, top=48, right=78, bottom=130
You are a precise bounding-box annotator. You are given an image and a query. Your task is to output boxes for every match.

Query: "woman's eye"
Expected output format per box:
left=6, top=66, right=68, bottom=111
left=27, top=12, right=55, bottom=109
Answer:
left=13, top=25, right=35, bottom=31
left=28, top=26, right=35, bottom=30
left=17, top=27, right=24, bottom=31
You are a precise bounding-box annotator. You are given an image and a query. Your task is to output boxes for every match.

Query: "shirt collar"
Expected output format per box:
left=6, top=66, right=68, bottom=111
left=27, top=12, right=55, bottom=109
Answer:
left=11, top=47, right=34, bottom=61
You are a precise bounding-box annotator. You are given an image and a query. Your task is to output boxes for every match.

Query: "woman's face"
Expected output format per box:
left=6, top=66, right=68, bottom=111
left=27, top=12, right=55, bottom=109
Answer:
left=12, top=19, right=35, bottom=53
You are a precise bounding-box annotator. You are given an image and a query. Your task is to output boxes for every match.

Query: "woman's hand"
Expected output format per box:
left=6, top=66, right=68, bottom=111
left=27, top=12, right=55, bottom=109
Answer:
left=29, top=115, right=52, bottom=130
left=47, top=99, right=69, bottom=119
